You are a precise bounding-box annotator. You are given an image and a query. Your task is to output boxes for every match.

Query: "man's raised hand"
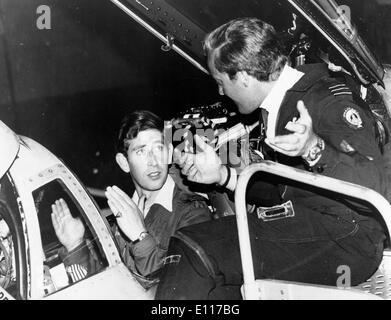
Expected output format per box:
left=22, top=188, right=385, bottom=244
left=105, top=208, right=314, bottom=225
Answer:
left=174, top=134, right=224, bottom=185
left=51, top=199, right=85, bottom=252
left=265, top=100, right=319, bottom=157
left=105, top=186, right=146, bottom=242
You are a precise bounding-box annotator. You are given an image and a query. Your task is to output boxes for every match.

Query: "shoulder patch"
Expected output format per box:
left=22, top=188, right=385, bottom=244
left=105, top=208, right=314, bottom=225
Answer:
left=343, top=107, right=363, bottom=129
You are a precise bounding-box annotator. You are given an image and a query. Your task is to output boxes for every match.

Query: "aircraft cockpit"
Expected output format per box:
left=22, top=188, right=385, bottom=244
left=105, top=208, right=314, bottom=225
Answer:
left=1, top=0, right=391, bottom=301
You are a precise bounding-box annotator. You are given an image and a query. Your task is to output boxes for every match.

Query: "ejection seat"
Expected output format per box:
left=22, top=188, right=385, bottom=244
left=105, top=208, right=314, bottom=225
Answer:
left=236, top=161, right=391, bottom=300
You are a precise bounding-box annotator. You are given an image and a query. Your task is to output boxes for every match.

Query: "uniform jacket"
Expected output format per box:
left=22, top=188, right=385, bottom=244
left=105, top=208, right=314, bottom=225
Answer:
left=248, top=63, right=389, bottom=229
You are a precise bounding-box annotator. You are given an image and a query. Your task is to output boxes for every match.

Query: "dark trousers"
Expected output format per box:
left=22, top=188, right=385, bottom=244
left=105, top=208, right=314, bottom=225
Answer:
left=155, top=205, right=385, bottom=300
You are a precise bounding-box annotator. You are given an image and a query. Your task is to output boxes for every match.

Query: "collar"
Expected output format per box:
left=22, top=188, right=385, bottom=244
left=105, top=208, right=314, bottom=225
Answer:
left=259, top=65, right=304, bottom=138
left=291, top=63, right=330, bottom=91
left=260, top=64, right=304, bottom=113
left=132, top=174, right=175, bottom=216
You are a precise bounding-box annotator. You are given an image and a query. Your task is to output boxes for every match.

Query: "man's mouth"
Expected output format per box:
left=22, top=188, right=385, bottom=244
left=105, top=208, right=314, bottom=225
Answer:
left=147, top=171, right=161, bottom=179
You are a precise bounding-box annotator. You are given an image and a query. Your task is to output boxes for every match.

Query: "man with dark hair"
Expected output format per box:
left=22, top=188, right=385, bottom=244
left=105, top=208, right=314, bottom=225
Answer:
left=106, top=110, right=211, bottom=285
left=52, top=110, right=211, bottom=288
left=155, top=17, right=389, bottom=299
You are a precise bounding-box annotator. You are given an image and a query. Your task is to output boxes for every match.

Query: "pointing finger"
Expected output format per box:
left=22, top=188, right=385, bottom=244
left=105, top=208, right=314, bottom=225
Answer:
left=297, top=100, right=311, bottom=122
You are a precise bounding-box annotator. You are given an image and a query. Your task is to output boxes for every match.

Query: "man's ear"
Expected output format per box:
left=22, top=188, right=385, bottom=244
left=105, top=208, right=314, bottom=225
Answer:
left=269, top=71, right=280, bottom=81
left=115, top=153, right=130, bottom=173
left=168, top=143, right=174, bottom=165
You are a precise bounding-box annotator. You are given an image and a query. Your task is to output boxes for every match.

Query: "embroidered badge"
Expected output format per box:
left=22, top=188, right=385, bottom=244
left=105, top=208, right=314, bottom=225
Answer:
left=343, top=107, right=363, bottom=129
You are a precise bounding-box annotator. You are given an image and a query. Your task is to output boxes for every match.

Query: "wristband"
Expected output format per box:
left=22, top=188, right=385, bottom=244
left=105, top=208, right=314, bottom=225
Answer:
left=302, top=136, right=325, bottom=163
left=220, top=165, right=231, bottom=189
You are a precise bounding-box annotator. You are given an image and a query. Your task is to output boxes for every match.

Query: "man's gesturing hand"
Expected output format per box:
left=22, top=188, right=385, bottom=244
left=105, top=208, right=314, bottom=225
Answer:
left=265, top=100, right=319, bottom=157
left=51, top=198, right=85, bottom=252
left=105, top=186, right=146, bottom=242
left=174, top=134, right=225, bottom=185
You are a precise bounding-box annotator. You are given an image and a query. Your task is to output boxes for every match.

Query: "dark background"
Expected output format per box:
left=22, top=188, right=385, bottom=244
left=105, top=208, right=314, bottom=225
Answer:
left=0, top=0, right=390, bottom=193
left=0, top=0, right=220, bottom=193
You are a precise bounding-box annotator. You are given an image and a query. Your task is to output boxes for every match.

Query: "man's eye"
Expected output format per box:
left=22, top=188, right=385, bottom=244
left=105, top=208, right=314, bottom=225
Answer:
left=151, top=144, right=164, bottom=153
left=136, top=149, right=146, bottom=156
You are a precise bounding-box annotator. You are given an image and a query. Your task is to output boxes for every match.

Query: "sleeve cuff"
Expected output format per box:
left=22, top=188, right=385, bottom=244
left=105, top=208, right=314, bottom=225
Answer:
left=226, top=167, right=237, bottom=191
left=60, top=241, right=89, bottom=267
left=304, top=154, right=322, bottom=167
left=306, top=144, right=340, bottom=173
left=131, top=233, right=157, bottom=256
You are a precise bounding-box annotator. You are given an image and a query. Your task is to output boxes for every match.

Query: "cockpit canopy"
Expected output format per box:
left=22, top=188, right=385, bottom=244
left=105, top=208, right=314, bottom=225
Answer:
left=0, top=121, right=19, bottom=180
left=111, top=0, right=385, bottom=86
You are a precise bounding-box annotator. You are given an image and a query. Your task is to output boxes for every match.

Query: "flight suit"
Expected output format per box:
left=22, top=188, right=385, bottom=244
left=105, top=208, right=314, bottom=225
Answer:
left=155, top=63, right=389, bottom=300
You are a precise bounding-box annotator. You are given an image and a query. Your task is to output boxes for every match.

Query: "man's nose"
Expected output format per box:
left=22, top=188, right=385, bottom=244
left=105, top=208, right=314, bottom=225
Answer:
left=147, top=150, right=158, bottom=165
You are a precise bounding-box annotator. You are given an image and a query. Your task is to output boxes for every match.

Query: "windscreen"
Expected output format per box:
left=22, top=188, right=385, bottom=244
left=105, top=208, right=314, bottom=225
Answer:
left=311, top=0, right=384, bottom=82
